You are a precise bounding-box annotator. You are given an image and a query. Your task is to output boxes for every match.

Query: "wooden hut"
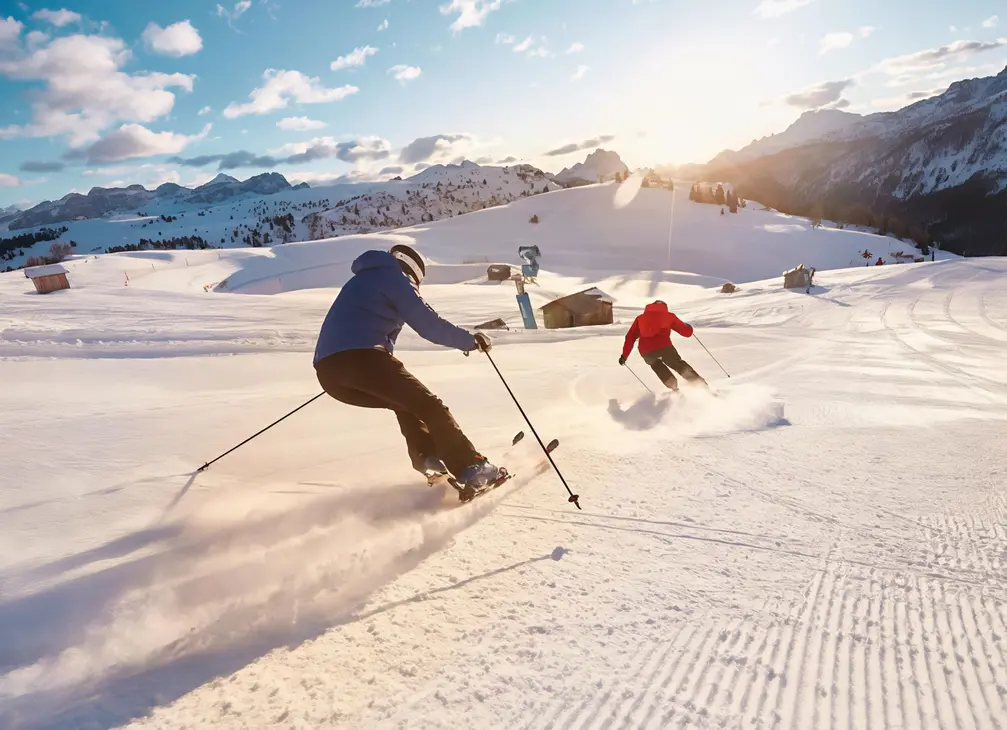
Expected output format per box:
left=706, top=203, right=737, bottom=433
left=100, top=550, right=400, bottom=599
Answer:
left=540, top=287, right=613, bottom=329
left=25, top=263, right=70, bottom=294
left=782, top=264, right=811, bottom=290
left=486, top=264, right=512, bottom=281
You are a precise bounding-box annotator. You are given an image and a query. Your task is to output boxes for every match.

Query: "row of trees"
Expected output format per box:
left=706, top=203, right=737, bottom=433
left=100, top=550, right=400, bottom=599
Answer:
left=105, top=236, right=214, bottom=254
left=0, top=226, right=69, bottom=258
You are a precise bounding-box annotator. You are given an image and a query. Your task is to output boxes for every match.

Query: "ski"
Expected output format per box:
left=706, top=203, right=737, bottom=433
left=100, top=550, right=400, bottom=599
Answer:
left=455, top=437, right=559, bottom=504
left=424, top=430, right=526, bottom=489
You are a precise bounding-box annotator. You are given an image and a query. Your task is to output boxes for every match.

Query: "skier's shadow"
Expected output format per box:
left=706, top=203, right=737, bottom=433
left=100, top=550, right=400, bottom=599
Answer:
left=607, top=392, right=672, bottom=431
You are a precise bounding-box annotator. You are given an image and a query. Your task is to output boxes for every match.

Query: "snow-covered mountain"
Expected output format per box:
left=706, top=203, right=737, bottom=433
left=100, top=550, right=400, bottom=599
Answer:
left=6, top=172, right=300, bottom=231
left=550, top=149, right=629, bottom=186
left=694, top=65, right=1007, bottom=255
left=0, top=161, right=561, bottom=270
left=304, top=161, right=560, bottom=239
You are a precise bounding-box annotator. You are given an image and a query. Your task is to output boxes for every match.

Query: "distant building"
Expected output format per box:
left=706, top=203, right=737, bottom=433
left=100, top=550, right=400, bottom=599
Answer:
left=782, top=264, right=812, bottom=290
left=540, top=287, right=613, bottom=329
left=486, top=264, right=512, bottom=281
left=25, top=263, right=70, bottom=294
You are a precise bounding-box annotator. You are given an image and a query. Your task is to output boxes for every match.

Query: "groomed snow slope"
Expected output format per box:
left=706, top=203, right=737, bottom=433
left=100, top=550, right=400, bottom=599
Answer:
left=0, top=183, right=1002, bottom=730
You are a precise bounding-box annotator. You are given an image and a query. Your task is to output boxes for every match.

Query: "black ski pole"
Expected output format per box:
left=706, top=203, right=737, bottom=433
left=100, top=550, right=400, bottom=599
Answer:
left=623, top=362, right=653, bottom=393
left=197, top=391, right=326, bottom=472
left=694, top=334, right=730, bottom=378
left=482, top=349, right=581, bottom=510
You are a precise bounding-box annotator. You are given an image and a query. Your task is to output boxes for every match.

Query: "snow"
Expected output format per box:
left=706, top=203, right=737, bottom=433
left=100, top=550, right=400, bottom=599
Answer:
left=2, top=179, right=1004, bottom=730
left=24, top=263, right=67, bottom=278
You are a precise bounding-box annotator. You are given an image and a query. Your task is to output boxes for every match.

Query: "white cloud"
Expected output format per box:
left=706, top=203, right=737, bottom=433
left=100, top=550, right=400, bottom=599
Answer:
left=222, top=69, right=359, bottom=118
left=859, top=26, right=876, bottom=38
left=277, top=116, right=326, bottom=131
left=439, top=0, right=504, bottom=33
left=32, top=8, right=82, bottom=27
left=142, top=20, right=203, bottom=57
left=397, top=133, right=482, bottom=164
left=983, top=16, right=999, bottom=29
left=495, top=32, right=515, bottom=45
left=0, top=34, right=195, bottom=146
left=388, top=64, right=421, bottom=83
left=25, top=30, right=49, bottom=48
left=331, top=45, right=378, bottom=70
left=871, top=38, right=1007, bottom=76
left=513, top=36, right=532, bottom=52
left=753, top=0, right=814, bottom=18
left=506, top=35, right=552, bottom=57
left=0, top=173, right=23, bottom=187
left=0, top=17, right=24, bottom=47
left=566, top=42, right=585, bottom=53
left=66, top=122, right=212, bottom=164
left=198, top=105, right=213, bottom=115
left=267, top=135, right=392, bottom=162
left=783, top=78, right=855, bottom=108
left=356, top=0, right=391, bottom=6
left=819, top=32, right=853, bottom=54
left=571, top=64, right=589, bottom=81
left=377, top=19, right=389, bottom=31
left=216, top=1, right=252, bottom=29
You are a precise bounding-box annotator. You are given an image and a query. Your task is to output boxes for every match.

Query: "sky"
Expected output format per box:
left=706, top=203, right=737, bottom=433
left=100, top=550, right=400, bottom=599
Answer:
left=0, top=0, right=1006, bottom=208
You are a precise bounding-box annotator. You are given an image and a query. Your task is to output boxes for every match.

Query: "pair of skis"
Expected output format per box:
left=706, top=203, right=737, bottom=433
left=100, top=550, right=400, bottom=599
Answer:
left=425, top=430, right=560, bottom=504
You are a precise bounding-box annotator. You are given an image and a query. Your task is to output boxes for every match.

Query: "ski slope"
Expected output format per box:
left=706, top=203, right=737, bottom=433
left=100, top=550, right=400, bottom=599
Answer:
left=1, top=181, right=1005, bottom=730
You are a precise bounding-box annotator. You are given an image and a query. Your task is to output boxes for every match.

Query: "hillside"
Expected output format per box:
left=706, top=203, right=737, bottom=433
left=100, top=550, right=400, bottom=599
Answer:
left=0, top=161, right=561, bottom=271
left=688, top=65, right=1007, bottom=256
left=0, top=173, right=1005, bottom=728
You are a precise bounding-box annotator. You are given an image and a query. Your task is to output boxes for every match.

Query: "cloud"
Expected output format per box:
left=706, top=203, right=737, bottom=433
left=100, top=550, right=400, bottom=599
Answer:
left=19, top=160, right=65, bottom=172
left=216, top=1, right=252, bottom=30
left=983, top=16, right=999, bottom=29
left=819, top=32, right=853, bottom=54
left=32, top=8, right=81, bottom=27
left=439, top=0, right=504, bottom=32
left=870, top=86, right=949, bottom=109
left=223, top=69, right=359, bottom=118
left=0, top=173, right=24, bottom=187
left=495, top=32, right=515, bottom=44
left=820, top=26, right=875, bottom=55
left=379, top=165, right=404, bottom=175
left=0, top=17, right=23, bottom=46
left=784, top=78, right=855, bottom=108
left=356, top=0, right=391, bottom=6
left=170, top=136, right=392, bottom=170
left=543, top=135, right=615, bottom=156
left=571, top=64, right=589, bottom=81
left=63, top=122, right=212, bottom=164
left=377, top=19, right=389, bottom=31
left=142, top=20, right=203, bottom=57
left=0, top=34, right=195, bottom=147
left=753, top=0, right=814, bottom=18
left=414, top=162, right=430, bottom=171
left=497, top=155, right=517, bottom=163
left=388, top=64, right=421, bottom=83
left=872, top=38, right=1007, bottom=76
left=566, top=42, right=585, bottom=53
left=331, top=45, right=378, bottom=70
left=495, top=33, right=551, bottom=57
left=198, top=105, right=213, bottom=115
left=398, top=133, right=475, bottom=164
left=277, top=116, right=326, bottom=131
left=475, top=156, right=493, bottom=164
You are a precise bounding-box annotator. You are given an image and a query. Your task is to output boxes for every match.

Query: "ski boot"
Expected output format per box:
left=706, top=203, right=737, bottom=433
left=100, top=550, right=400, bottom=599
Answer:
left=455, top=460, right=509, bottom=502
left=422, top=457, right=450, bottom=487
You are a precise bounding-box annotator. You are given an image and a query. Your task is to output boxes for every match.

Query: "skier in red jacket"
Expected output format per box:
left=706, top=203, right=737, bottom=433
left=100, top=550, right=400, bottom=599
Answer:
left=619, top=301, right=707, bottom=391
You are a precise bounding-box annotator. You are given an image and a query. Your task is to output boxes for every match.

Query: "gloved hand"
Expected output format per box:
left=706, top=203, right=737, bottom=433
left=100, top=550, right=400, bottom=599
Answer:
left=618, top=355, right=627, bottom=366
left=474, top=332, right=492, bottom=352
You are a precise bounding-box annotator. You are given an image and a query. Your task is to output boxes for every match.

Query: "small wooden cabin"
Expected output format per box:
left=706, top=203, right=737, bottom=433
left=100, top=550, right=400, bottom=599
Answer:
left=782, top=264, right=811, bottom=290
left=486, top=264, right=512, bottom=281
left=540, top=287, right=613, bottom=330
left=25, top=263, right=70, bottom=294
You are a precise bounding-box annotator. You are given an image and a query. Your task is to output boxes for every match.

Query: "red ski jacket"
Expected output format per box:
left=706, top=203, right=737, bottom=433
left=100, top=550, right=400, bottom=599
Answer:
left=622, top=301, right=694, bottom=359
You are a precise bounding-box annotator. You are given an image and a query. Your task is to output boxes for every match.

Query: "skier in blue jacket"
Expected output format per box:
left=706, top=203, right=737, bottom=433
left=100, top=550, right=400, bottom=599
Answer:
left=313, top=243, right=499, bottom=488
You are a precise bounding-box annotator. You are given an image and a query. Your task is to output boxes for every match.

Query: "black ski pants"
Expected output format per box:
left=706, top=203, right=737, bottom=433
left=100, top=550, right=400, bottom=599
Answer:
left=641, top=345, right=706, bottom=390
left=315, top=348, right=482, bottom=477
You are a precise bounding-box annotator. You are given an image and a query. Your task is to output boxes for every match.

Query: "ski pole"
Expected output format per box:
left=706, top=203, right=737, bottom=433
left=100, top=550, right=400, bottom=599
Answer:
left=623, top=362, right=653, bottom=393
left=197, top=391, right=326, bottom=472
left=482, top=349, right=581, bottom=510
left=694, top=334, right=730, bottom=378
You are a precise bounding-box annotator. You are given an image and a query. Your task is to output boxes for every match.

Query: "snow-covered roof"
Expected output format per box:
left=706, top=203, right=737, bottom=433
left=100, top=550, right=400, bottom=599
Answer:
left=580, top=287, right=615, bottom=303
left=25, top=263, right=68, bottom=278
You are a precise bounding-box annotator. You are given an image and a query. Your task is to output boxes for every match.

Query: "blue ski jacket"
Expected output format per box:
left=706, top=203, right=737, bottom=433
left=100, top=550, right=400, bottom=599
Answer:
left=313, top=249, right=477, bottom=365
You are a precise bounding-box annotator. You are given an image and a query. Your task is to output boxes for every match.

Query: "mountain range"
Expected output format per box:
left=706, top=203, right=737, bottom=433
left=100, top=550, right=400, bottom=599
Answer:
left=682, top=64, right=1007, bottom=256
